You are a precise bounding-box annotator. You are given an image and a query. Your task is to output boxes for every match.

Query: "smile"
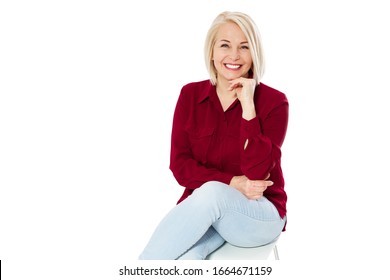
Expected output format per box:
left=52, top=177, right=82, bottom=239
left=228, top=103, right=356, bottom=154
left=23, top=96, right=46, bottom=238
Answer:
left=225, top=64, right=241, bottom=70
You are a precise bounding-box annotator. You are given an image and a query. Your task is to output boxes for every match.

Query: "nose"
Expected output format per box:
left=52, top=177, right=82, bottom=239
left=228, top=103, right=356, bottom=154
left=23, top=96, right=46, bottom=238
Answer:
left=229, top=48, right=240, bottom=60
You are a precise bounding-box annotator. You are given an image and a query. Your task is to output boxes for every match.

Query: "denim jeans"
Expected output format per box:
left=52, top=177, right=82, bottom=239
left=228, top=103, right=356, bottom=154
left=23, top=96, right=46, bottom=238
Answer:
left=139, top=181, right=286, bottom=260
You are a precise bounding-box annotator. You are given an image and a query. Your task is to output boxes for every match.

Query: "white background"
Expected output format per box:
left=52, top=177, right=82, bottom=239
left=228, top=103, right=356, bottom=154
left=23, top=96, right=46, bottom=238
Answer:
left=1, top=0, right=389, bottom=279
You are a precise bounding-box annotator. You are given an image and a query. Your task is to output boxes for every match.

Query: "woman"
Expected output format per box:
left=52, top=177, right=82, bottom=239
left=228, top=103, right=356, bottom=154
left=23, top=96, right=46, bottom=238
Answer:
left=139, top=11, right=288, bottom=260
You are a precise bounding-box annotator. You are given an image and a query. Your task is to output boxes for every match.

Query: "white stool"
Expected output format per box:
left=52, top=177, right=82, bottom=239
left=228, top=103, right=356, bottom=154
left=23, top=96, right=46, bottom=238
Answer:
left=206, top=238, right=280, bottom=260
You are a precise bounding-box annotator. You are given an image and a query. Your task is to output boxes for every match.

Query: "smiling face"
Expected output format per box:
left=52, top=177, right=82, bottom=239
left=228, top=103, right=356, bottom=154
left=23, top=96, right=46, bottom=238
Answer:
left=212, top=22, right=253, bottom=86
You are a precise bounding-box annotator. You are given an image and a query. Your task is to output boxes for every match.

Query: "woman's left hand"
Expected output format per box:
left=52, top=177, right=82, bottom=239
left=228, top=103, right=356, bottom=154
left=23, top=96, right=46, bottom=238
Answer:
left=229, top=175, right=272, bottom=200
left=228, top=78, right=257, bottom=120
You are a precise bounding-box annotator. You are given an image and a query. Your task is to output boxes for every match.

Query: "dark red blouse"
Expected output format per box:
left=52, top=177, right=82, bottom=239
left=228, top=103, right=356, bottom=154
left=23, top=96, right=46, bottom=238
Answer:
left=169, top=80, right=289, bottom=220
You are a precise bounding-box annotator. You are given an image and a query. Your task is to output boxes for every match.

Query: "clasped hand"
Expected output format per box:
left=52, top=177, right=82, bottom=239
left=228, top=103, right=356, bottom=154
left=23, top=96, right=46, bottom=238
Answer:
left=228, top=77, right=257, bottom=120
left=228, top=77, right=256, bottom=106
left=229, top=174, right=273, bottom=200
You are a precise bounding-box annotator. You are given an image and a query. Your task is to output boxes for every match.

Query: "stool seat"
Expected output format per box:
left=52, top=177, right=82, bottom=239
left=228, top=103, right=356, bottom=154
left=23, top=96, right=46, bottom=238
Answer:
left=206, top=238, right=280, bottom=260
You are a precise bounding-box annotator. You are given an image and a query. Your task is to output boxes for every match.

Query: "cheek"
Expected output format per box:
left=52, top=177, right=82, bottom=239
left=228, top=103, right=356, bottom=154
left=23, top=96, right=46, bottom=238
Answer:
left=212, top=55, right=223, bottom=69
left=212, top=51, right=220, bottom=63
left=242, top=53, right=253, bottom=65
left=212, top=48, right=226, bottom=63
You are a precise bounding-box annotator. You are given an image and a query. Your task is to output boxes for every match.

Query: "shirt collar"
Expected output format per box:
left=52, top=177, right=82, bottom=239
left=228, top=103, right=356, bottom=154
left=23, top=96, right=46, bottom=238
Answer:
left=196, top=81, right=241, bottom=111
left=196, top=81, right=216, bottom=104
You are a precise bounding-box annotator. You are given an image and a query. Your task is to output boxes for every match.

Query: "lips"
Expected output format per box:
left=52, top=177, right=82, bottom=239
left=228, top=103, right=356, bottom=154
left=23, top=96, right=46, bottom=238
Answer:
left=225, top=63, right=241, bottom=70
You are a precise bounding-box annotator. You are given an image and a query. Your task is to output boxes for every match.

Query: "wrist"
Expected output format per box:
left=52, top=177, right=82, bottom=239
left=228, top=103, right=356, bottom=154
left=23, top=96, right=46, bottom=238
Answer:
left=229, top=175, right=247, bottom=186
left=229, top=176, right=238, bottom=186
left=242, top=104, right=256, bottom=120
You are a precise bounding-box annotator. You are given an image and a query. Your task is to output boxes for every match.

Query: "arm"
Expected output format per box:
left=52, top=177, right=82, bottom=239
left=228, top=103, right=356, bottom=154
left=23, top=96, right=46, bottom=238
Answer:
left=169, top=87, right=234, bottom=190
left=239, top=102, right=288, bottom=180
left=228, top=79, right=288, bottom=198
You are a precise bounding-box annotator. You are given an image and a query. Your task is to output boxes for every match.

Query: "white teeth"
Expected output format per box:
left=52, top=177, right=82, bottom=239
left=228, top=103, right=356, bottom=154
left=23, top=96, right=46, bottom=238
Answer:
left=225, top=64, right=240, bottom=69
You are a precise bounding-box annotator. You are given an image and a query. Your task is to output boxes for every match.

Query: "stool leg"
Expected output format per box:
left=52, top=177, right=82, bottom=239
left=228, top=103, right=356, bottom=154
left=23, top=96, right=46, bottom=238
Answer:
left=273, top=245, right=280, bottom=260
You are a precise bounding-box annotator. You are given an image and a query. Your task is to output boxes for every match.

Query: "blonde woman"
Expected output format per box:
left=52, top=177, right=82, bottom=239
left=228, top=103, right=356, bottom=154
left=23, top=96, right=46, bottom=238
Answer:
left=139, top=11, right=288, bottom=260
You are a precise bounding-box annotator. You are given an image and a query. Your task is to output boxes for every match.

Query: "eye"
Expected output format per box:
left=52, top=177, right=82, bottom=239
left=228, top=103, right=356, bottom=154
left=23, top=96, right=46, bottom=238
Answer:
left=240, top=45, right=249, bottom=50
left=220, top=43, right=229, bottom=48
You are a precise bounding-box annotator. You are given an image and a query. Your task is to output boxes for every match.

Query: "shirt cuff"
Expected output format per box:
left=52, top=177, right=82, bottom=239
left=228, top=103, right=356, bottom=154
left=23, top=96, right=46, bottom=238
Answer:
left=219, top=173, right=235, bottom=186
left=241, top=117, right=262, bottom=139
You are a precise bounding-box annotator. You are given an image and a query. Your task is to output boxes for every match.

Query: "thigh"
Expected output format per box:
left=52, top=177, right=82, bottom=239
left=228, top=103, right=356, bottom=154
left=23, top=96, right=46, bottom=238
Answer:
left=194, top=181, right=281, bottom=222
left=180, top=181, right=285, bottom=248
left=208, top=183, right=285, bottom=247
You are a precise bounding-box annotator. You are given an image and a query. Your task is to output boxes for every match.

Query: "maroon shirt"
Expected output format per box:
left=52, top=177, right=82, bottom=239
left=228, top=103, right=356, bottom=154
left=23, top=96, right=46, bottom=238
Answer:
left=169, top=80, right=288, bottom=221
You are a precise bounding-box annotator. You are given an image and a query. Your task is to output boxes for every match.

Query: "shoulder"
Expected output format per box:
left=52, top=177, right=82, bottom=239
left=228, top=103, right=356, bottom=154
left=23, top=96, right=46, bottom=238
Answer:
left=181, top=79, right=212, bottom=93
left=254, top=83, right=288, bottom=116
left=256, top=83, right=288, bottom=104
left=179, top=79, right=213, bottom=103
left=255, top=83, right=288, bottom=107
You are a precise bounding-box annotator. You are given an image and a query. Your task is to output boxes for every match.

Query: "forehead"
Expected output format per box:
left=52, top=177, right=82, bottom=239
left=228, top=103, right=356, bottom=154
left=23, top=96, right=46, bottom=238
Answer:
left=215, top=22, right=247, bottom=41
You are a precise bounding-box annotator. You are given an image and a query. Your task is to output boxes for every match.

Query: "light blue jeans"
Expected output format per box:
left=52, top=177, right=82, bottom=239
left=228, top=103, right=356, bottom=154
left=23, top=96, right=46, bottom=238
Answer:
left=139, top=181, right=286, bottom=260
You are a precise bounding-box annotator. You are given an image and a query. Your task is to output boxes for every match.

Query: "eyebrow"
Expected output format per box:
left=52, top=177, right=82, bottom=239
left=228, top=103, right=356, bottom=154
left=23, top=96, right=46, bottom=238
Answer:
left=219, top=39, right=249, bottom=44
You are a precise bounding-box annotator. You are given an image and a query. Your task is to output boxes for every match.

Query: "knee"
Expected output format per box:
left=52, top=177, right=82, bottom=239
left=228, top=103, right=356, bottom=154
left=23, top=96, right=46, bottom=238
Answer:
left=188, top=181, right=230, bottom=220
left=192, top=181, right=227, bottom=202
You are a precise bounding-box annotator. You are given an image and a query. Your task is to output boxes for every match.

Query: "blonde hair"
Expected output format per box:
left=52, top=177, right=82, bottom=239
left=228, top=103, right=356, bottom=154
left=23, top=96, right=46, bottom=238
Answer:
left=204, top=11, right=265, bottom=85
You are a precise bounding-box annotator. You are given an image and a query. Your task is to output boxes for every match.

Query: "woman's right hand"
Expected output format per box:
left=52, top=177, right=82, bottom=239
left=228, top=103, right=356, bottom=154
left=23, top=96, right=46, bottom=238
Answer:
left=229, top=175, right=273, bottom=200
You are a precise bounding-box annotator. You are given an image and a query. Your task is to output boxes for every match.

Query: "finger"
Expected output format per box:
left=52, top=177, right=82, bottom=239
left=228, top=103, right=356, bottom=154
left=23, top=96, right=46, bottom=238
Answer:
left=244, top=187, right=262, bottom=199
left=228, top=83, right=242, bottom=92
left=265, top=180, right=274, bottom=187
left=255, top=186, right=267, bottom=194
left=228, top=78, right=247, bottom=90
left=249, top=192, right=264, bottom=200
left=252, top=180, right=273, bottom=188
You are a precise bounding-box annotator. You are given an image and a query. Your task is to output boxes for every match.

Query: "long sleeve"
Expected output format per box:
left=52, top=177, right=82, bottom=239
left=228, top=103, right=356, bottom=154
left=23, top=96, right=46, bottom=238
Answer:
left=169, top=84, right=234, bottom=191
left=240, top=100, right=289, bottom=180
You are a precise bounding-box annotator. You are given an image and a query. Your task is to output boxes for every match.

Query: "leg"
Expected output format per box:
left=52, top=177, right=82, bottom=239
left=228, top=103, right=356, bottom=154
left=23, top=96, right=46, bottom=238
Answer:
left=139, top=182, right=224, bottom=260
left=177, top=227, right=225, bottom=260
left=139, top=181, right=285, bottom=259
left=211, top=189, right=285, bottom=247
